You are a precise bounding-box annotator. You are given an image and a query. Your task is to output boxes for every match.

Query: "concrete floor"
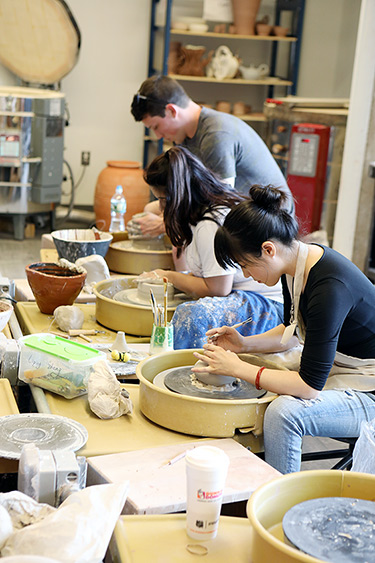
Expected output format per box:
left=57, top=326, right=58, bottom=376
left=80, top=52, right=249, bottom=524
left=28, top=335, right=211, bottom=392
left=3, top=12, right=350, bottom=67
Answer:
left=0, top=207, right=351, bottom=472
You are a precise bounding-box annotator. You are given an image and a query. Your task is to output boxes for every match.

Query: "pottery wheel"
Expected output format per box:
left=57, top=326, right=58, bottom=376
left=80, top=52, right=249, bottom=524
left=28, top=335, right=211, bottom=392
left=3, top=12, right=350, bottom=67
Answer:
left=282, top=496, right=375, bottom=563
left=162, top=366, right=266, bottom=400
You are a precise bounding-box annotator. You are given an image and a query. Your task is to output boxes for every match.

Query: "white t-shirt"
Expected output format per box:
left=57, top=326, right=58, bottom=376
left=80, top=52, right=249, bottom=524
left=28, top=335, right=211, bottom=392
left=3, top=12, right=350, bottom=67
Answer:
left=184, top=210, right=283, bottom=302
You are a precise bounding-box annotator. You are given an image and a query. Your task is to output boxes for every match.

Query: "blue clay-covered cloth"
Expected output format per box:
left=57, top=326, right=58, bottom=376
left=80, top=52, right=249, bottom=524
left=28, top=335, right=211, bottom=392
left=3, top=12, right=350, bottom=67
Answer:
left=171, top=290, right=284, bottom=349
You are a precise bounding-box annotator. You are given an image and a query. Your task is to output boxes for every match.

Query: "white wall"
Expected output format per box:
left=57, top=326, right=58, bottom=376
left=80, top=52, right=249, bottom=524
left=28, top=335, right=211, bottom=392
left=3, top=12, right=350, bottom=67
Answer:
left=297, top=0, right=361, bottom=97
left=61, top=0, right=151, bottom=206
left=0, top=0, right=362, bottom=207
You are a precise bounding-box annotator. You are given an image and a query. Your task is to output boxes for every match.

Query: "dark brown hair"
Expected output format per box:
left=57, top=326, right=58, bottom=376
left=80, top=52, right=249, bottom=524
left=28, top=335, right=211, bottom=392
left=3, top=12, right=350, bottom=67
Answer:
left=131, top=75, right=190, bottom=121
left=144, top=146, right=244, bottom=254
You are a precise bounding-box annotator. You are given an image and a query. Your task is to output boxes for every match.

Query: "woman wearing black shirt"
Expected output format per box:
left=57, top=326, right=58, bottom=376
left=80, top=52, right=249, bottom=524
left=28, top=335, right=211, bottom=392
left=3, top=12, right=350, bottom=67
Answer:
left=193, top=185, right=375, bottom=473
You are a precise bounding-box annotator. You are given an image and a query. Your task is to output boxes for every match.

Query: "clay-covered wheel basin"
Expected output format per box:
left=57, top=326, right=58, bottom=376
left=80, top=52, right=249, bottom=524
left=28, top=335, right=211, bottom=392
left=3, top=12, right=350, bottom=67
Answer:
left=25, top=262, right=87, bottom=315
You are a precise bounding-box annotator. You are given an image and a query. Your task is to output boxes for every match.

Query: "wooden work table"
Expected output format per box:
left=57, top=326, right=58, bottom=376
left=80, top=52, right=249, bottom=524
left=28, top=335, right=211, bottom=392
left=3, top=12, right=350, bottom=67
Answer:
left=0, top=379, right=20, bottom=473
left=33, top=384, right=206, bottom=459
left=15, top=301, right=149, bottom=345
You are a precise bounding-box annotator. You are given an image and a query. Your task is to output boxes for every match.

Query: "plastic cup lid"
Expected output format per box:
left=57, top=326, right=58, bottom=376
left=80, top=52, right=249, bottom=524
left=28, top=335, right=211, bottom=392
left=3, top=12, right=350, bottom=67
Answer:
left=186, top=446, right=229, bottom=471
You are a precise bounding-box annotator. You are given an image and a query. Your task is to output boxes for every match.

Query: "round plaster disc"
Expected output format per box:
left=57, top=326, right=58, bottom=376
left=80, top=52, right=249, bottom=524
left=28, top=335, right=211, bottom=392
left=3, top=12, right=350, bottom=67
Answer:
left=0, top=413, right=88, bottom=459
left=163, top=366, right=266, bottom=400
left=282, top=496, right=375, bottom=563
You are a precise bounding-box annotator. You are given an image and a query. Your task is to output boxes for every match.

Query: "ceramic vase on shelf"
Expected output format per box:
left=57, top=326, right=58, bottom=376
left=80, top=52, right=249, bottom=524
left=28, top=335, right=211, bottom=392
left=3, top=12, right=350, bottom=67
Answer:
left=94, top=161, right=150, bottom=232
left=231, top=0, right=261, bottom=35
left=178, top=46, right=212, bottom=77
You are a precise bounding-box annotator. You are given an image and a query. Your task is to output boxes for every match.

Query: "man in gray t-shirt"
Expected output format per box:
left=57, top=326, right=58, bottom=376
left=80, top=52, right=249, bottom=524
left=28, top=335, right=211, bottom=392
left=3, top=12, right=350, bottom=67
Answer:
left=131, top=75, right=294, bottom=236
left=183, top=106, right=290, bottom=198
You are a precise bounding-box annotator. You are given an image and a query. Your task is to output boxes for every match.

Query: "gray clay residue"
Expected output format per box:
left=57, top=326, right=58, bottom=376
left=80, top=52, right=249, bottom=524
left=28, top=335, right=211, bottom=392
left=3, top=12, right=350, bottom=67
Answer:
left=283, top=496, right=375, bottom=563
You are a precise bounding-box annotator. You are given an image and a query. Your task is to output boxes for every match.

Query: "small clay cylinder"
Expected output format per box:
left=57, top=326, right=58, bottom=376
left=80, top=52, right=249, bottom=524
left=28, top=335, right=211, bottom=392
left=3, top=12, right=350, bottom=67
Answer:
left=216, top=101, right=231, bottom=113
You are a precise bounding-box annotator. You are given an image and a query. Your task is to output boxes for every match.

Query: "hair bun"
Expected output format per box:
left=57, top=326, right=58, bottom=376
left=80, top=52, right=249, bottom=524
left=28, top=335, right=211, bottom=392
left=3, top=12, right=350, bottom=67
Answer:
left=249, top=185, right=285, bottom=213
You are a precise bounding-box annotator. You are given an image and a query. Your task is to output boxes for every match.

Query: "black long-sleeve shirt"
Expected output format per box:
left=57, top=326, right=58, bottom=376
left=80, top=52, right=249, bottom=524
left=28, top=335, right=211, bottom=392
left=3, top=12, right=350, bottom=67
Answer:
left=282, top=245, right=375, bottom=391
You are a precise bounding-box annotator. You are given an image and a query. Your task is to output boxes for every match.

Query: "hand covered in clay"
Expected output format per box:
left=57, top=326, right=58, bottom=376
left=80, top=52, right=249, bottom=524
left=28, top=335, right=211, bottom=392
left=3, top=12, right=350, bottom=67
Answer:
left=205, top=325, right=245, bottom=353
left=135, top=269, right=170, bottom=284
left=193, top=343, right=244, bottom=378
left=130, top=212, right=165, bottom=237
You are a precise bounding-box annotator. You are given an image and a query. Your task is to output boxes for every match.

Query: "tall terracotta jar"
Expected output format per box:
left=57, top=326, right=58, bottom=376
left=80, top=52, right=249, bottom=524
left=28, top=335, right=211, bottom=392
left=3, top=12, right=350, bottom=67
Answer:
left=94, top=161, right=150, bottom=231
left=231, top=0, right=261, bottom=35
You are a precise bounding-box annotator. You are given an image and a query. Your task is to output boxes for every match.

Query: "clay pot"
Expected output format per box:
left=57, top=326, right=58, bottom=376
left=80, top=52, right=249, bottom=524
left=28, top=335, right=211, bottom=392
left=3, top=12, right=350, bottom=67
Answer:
left=256, top=23, right=273, bottom=36
left=178, top=46, right=212, bottom=77
left=231, top=0, right=261, bottom=35
left=273, top=25, right=289, bottom=37
left=25, top=263, right=87, bottom=315
left=214, top=23, right=226, bottom=33
left=94, top=161, right=150, bottom=232
left=216, top=101, right=231, bottom=113
left=168, top=41, right=183, bottom=74
left=232, top=101, right=252, bottom=116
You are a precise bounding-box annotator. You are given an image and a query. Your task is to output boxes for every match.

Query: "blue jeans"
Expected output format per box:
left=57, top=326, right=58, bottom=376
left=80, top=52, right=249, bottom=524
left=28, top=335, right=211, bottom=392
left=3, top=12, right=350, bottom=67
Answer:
left=264, top=389, right=375, bottom=474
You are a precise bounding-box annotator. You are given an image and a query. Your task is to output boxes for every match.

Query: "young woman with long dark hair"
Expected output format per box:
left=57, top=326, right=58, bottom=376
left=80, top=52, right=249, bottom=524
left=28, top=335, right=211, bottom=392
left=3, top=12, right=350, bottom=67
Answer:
left=141, top=147, right=284, bottom=348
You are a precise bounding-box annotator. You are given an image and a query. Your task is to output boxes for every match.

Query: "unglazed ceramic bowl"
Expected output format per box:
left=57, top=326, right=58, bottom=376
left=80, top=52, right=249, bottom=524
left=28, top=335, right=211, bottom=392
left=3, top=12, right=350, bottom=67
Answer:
left=273, top=25, right=289, bottom=37
left=138, top=280, right=175, bottom=305
left=25, top=262, right=87, bottom=315
left=256, top=23, right=273, bottom=36
left=194, top=360, right=236, bottom=387
left=189, top=23, right=209, bottom=33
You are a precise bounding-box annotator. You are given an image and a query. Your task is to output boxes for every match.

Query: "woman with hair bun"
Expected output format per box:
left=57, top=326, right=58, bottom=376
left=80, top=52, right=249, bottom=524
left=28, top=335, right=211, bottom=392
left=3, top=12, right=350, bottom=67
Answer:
left=193, top=185, right=375, bottom=474
left=140, top=147, right=284, bottom=348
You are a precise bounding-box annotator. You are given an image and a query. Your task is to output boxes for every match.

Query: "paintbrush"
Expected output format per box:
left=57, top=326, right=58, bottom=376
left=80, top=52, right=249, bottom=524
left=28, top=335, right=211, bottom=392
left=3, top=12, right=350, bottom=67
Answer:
left=149, top=288, right=158, bottom=325
left=163, top=277, right=168, bottom=327
left=207, top=316, right=253, bottom=341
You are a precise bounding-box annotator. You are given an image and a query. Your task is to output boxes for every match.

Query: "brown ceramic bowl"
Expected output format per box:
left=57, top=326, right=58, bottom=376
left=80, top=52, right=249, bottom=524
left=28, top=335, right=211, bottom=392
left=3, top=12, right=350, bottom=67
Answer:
left=25, top=262, right=87, bottom=315
left=273, top=25, right=289, bottom=37
left=256, top=23, right=273, bottom=36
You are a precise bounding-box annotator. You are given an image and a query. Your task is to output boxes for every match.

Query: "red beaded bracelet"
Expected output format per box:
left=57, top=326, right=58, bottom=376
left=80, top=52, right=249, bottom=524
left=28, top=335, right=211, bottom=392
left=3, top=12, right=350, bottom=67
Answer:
left=255, top=366, right=266, bottom=390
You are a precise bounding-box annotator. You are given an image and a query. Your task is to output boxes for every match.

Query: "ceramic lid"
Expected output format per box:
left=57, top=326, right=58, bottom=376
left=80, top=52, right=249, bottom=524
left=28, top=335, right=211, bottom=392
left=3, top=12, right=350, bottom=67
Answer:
left=20, top=333, right=105, bottom=364
left=0, top=0, right=81, bottom=84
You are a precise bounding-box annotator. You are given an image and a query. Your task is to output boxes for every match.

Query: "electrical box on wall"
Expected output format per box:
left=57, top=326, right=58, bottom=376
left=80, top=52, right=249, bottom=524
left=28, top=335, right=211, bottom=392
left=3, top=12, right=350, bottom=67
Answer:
left=287, top=123, right=331, bottom=233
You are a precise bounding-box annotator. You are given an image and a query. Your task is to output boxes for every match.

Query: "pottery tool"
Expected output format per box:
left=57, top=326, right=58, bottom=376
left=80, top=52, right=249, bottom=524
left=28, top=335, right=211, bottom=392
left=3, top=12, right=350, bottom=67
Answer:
left=161, top=448, right=194, bottom=468
left=163, top=277, right=168, bottom=327
left=48, top=331, right=70, bottom=339
left=149, top=288, right=158, bottom=325
left=78, top=334, right=92, bottom=343
left=111, top=350, right=141, bottom=363
left=207, top=316, right=253, bottom=342
left=68, top=329, right=106, bottom=336
left=92, top=226, right=101, bottom=240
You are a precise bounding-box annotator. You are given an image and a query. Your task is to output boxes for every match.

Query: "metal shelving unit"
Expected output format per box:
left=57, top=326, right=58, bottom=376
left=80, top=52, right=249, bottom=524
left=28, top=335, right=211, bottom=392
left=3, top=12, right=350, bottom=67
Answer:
left=143, top=0, right=305, bottom=167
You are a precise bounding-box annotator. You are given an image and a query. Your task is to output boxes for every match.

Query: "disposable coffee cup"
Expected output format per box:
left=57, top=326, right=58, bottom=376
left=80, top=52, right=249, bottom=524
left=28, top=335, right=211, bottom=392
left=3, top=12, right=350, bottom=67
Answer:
left=149, top=323, right=174, bottom=355
left=185, top=446, right=229, bottom=540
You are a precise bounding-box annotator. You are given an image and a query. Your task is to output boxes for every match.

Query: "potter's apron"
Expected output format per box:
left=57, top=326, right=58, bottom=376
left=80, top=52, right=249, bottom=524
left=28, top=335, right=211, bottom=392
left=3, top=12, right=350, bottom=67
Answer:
left=282, top=242, right=375, bottom=392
